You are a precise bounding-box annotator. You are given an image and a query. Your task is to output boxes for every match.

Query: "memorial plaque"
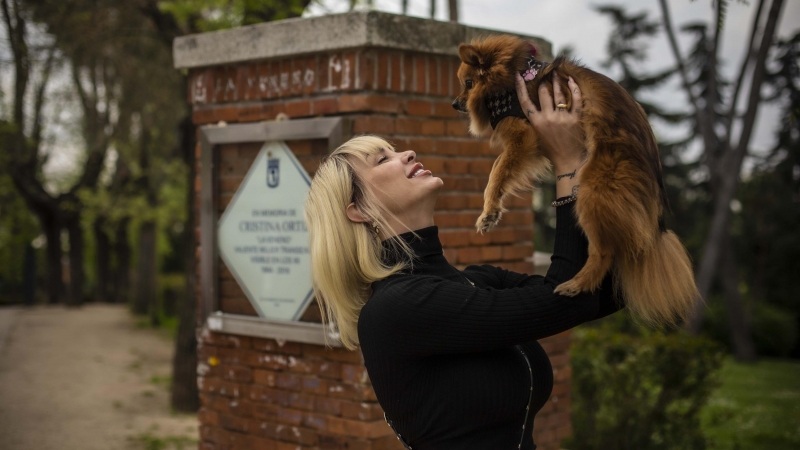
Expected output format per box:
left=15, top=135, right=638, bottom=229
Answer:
left=217, top=141, right=313, bottom=321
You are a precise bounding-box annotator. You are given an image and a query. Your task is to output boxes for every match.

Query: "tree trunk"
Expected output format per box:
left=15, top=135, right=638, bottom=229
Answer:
left=94, top=217, right=112, bottom=302
left=687, top=0, right=785, bottom=332
left=134, top=220, right=157, bottom=317
left=171, top=89, right=200, bottom=412
left=448, top=0, right=458, bottom=22
left=41, top=212, right=64, bottom=304
left=23, top=243, right=36, bottom=306
left=66, top=215, right=85, bottom=306
left=170, top=274, right=199, bottom=412
left=720, top=234, right=757, bottom=361
left=114, top=217, right=131, bottom=304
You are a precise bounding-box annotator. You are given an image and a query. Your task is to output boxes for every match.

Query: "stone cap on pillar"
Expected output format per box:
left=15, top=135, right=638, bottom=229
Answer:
left=173, top=10, right=552, bottom=69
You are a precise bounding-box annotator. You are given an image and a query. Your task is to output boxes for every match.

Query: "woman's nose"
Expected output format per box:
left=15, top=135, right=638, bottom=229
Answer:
left=404, top=151, right=416, bottom=163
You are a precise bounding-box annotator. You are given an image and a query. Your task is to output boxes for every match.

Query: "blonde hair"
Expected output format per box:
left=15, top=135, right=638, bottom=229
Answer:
left=304, top=135, right=416, bottom=349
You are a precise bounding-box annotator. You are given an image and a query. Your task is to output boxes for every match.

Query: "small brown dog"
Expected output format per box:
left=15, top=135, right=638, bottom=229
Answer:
left=453, top=34, right=698, bottom=326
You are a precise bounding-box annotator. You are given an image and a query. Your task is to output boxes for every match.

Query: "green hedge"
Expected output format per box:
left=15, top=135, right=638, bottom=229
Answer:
left=566, top=320, right=724, bottom=450
left=704, top=299, right=798, bottom=357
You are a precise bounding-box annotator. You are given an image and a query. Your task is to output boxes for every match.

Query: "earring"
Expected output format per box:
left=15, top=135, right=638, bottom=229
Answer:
left=369, top=222, right=380, bottom=238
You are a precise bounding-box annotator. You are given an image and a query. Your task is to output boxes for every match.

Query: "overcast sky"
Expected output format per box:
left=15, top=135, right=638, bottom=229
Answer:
left=307, top=0, right=800, bottom=164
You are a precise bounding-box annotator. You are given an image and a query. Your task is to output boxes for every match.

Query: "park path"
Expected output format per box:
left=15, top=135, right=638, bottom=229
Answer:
left=0, top=304, right=198, bottom=450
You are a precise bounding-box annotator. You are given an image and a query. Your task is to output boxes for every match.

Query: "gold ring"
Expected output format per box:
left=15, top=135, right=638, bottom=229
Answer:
left=556, top=103, right=568, bottom=110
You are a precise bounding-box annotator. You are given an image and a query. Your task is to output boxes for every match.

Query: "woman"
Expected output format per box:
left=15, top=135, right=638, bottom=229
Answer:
left=304, top=74, right=622, bottom=449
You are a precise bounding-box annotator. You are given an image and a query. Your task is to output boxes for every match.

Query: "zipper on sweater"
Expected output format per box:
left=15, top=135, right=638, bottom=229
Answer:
left=384, top=413, right=413, bottom=449
left=516, top=345, right=534, bottom=449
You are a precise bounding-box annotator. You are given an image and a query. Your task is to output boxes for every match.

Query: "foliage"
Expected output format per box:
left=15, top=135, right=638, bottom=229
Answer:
left=590, top=3, right=800, bottom=359
left=26, top=0, right=191, bottom=305
left=566, top=315, right=724, bottom=450
left=704, top=298, right=798, bottom=357
left=700, top=358, right=800, bottom=450
left=0, top=117, right=39, bottom=305
left=127, top=431, right=197, bottom=450
left=594, top=5, right=679, bottom=121
left=158, top=0, right=312, bottom=32
left=0, top=171, right=40, bottom=303
left=727, top=30, right=800, bottom=356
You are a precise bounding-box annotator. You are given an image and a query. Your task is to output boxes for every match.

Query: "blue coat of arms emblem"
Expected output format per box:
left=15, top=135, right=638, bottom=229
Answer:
left=267, top=158, right=279, bottom=188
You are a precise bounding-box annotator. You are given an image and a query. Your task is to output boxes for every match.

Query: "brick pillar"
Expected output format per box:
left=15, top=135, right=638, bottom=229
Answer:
left=177, top=11, right=571, bottom=450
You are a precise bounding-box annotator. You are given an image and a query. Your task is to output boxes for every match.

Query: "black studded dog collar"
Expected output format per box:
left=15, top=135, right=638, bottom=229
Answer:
left=486, top=56, right=549, bottom=129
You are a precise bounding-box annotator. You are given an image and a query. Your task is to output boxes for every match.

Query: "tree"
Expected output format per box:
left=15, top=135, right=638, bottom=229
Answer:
left=2, top=0, right=75, bottom=305
left=596, top=2, right=788, bottom=360
left=659, top=0, right=786, bottom=360
left=0, top=168, right=40, bottom=304
left=734, top=31, right=800, bottom=356
left=448, top=0, right=458, bottom=22
left=595, top=5, right=678, bottom=121
left=138, top=0, right=314, bottom=413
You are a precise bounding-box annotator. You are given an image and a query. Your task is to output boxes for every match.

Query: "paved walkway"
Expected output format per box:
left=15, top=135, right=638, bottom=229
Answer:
left=0, top=306, right=22, bottom=355
left=0, top=304, right=198, bottom=450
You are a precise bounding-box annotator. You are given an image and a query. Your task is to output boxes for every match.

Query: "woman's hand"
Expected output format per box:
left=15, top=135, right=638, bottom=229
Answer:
left=515, top=73, right=586, bottom=197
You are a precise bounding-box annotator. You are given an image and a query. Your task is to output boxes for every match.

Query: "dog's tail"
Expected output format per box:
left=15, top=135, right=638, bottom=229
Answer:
left=615, top=229, right=700, bottom=327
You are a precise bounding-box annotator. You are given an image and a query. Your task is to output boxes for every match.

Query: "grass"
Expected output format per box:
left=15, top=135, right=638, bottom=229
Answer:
left=150, top=374, right=172, bottom=388
left=701, top=358, right=800, bottom=450
left=134, top=312, right=180, bottom=340
left=128, top=432, right=197, bottom=450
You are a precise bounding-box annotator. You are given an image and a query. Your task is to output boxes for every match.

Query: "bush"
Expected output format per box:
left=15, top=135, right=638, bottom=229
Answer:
left=752, top=304, right=799, bottom=357
left=159, top=272, right=186, bottom=318
left=566, top=319, right=724, bottom=450
left=704, top=299, right=798, bottom=357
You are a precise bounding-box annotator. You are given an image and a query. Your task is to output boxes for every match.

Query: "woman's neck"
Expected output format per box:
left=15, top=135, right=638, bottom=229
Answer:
left=379, top=200, right=436, bottom=240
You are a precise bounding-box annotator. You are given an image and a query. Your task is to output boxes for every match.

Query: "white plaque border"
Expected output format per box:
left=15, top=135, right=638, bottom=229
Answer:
left=199, top=117, right=348, bottom=345
left=217, top=142, right=314, bottom=321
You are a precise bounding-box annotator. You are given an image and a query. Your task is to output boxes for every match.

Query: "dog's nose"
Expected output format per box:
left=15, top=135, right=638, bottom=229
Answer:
left=451, top=99, right=460, bottom=110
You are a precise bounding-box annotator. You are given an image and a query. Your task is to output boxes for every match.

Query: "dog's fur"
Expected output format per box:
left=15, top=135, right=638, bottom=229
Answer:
left=454, top=35, right=698, bottom=327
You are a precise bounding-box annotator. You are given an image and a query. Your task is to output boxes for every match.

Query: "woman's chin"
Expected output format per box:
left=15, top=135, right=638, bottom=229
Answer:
left=428, top=176, right=444, bottom=191
left=428, top=179, right=444, bottom=198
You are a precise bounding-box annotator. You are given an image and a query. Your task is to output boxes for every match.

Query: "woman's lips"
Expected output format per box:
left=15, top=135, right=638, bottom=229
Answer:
left=410, top=169, right=431, bottom=178
left=408, top=162, right=424, bottom=178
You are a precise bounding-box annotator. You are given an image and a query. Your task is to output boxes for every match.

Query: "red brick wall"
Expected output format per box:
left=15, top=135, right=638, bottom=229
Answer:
left=197, top=331, right=402, bottom=450
left=192, top=47, right=572, bottom=450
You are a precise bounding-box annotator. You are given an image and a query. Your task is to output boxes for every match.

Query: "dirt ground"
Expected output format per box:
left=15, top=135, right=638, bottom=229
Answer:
left=0, top=304, right=198, bottom=450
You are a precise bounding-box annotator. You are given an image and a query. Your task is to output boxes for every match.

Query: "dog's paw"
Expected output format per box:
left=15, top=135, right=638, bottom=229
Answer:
left=554, top=280, right=584, bottom=297
left=475, top=210, right=502, bottom=233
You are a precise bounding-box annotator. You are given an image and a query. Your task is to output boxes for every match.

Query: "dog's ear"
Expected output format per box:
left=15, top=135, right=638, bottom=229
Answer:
left=459, top=44, right=492, bottom=76
left=459, top=44, right=482, bottom=67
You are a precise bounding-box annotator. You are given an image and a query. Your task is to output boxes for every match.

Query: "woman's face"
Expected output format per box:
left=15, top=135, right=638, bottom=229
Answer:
left=350, top=146, right=443, bottom=223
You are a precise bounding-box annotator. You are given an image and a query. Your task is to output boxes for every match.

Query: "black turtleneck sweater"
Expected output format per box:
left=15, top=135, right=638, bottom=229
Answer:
left=357, top=203, right=622, bottom=450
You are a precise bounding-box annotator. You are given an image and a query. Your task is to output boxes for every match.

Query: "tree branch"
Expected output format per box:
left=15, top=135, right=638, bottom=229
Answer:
left=70, top=62, right=90, bottom=116
left=2, top=0, right=29, bottom=132
left=1, top=0, right=13, bottom=41
left=658, top=0, right=716, bottom=154
left=67, top=57, right=110, bottom=195
left=724, top=0, right=766, bottom=144
left=89, top=58, right=99, bottom=119
left=707, top=0, right=723, bottom=123
left=31, top=45, right=58, bottom=153
left=102, top=59, right=112, bottom=129
left=730, top=0, right=783, bottom=167
left=1, top=0, right=54, bottom=212
left=136, top=0, right=187, bottom=46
